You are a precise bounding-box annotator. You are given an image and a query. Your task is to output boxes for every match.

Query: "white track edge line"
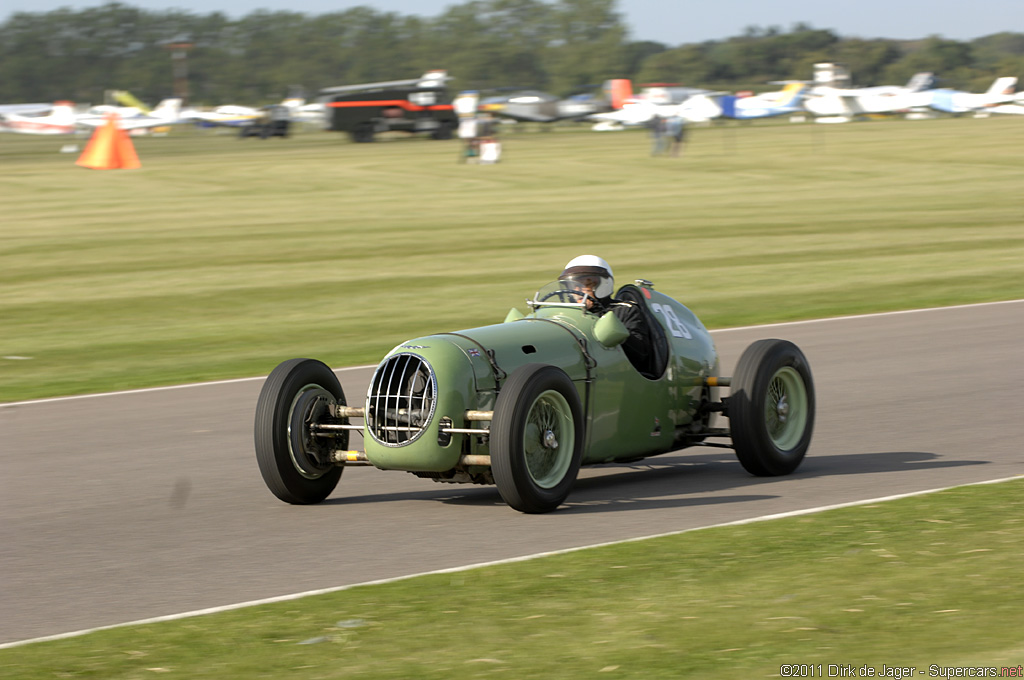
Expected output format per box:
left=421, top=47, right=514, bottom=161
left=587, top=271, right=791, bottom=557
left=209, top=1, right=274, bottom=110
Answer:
left=0, top=364, right=377, bottom=408
left=4, top=298, right=1022, bottom=409
left=2, top=473, right=1020, bottom=650
left=710, top=298, right=1024, bottom=333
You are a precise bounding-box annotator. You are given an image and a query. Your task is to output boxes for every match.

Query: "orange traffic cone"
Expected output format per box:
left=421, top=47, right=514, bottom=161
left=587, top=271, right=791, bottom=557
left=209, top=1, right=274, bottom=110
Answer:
left=76, top=113, right=141, bottom=170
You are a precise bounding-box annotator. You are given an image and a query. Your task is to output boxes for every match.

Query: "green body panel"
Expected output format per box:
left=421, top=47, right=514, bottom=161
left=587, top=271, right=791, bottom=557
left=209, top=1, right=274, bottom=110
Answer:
left=361, top=340, right=472, bottom=471
left=582, top=286, right=719, bottom=463
left=360, top=284, right=719, bottom=472
left=361, top=314, right=589, bottom=471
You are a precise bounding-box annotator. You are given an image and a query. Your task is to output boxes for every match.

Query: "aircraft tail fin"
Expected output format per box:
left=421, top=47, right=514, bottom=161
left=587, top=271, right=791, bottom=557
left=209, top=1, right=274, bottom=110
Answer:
left=604, top=79, right=633, bottom=109
left=151, top=98, right=182, bottom=120
left=987, top=76, right=1017, bottom=95
left=778, top=82, right=806, bottom=106
left=112, top=90, right=150, bottom=113
left=906, top=72, right=936, bottom=92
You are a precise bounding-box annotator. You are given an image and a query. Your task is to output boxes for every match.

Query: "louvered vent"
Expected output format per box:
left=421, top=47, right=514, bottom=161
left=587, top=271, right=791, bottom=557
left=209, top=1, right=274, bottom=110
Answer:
left=366, top=353, right=437, bottom=446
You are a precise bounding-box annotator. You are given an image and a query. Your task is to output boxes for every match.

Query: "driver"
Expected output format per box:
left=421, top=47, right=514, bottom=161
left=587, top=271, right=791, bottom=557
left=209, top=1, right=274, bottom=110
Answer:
left=559, top=255, right=651, bottom=370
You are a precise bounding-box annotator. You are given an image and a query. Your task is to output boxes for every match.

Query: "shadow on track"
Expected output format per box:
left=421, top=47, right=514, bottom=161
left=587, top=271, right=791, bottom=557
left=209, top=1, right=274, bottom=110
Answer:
left=315, top=450, right=984, bottom=513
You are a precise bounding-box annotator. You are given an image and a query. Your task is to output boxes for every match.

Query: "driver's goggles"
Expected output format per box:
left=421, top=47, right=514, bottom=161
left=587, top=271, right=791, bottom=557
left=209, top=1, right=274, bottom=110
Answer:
left=564, top=276, right=602, bottom=289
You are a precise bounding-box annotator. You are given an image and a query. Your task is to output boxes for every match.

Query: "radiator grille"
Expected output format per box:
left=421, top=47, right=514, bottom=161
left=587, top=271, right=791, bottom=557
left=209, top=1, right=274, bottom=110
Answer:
left=366, top=353, right=437, bottom=446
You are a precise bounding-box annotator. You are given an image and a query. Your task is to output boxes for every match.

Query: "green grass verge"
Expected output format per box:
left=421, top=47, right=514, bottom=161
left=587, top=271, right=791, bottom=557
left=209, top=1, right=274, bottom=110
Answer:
left=2, top=117, right=1024, bottom=401
left=3, top=478, right=1022, bottom=678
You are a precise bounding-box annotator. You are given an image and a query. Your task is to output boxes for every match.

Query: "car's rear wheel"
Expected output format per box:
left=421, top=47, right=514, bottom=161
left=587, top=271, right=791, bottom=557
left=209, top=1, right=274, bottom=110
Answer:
left=729, top=339, right=815, bottom=476
left=350, top=122, right=375, bottom=143
left=254, top=358, right=346, bottom=504
left=491, top=364, right=584, bottom=513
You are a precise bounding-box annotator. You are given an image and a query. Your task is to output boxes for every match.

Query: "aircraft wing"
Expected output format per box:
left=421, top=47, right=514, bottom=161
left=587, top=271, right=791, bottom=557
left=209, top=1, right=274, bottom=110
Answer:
left=108, top=116, right=189, bottom=131
left=803, top=90, right=865, bottom=117
left=78, top=114, right=185, bottom=131
left=180, top=110, right=260, bottom=127
left=0, top=103, right=54, bottom=116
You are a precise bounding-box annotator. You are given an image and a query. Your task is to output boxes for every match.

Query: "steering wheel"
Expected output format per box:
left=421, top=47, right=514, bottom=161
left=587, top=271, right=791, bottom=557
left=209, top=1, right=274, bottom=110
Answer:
left=539, top=288, right=589, bottom=303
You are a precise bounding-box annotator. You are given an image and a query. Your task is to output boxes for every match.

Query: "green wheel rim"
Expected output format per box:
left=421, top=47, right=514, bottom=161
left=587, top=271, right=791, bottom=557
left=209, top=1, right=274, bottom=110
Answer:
left=764, top=366, right=808, bottom=451
left=522, top=389, right=575, bottom=489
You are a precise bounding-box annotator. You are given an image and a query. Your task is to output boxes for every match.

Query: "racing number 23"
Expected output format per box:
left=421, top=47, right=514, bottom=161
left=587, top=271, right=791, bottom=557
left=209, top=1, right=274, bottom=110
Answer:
left=651, top=303, right=692, bottom=339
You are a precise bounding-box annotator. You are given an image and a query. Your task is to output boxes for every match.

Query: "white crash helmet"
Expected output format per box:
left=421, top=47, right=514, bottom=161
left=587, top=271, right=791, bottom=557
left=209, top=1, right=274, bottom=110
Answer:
left=560, top=255, right=615, bottom=299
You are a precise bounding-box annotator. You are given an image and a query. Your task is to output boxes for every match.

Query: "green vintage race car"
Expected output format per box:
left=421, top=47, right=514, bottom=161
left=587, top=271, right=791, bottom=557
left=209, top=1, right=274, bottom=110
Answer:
left=254, top=279, right=815, bottom=513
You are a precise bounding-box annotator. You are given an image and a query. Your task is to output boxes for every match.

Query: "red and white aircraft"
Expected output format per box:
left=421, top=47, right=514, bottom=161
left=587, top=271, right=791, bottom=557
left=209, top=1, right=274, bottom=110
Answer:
left=0, top=101, right=77, bottom=135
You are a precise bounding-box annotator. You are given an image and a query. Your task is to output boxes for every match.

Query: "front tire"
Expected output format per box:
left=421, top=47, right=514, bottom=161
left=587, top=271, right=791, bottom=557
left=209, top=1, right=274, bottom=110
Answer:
left=729, top=339, right=815, bottom=476
left=491, top=364, right=584, bottom=513
left=254, top=358, right=346, bottom=504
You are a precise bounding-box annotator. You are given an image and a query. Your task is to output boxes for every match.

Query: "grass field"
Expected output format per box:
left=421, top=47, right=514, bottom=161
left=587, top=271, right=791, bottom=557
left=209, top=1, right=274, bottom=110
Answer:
left=2, top=118, right=1023, bottom=676
left=2, top=116, right=1024, bottom=402
left=2, top=479, right=1022, bottom=677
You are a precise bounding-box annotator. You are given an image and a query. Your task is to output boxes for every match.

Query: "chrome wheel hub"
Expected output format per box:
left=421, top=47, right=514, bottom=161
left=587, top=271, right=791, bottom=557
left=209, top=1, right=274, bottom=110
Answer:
left=776, top=395, right=789, bottom=423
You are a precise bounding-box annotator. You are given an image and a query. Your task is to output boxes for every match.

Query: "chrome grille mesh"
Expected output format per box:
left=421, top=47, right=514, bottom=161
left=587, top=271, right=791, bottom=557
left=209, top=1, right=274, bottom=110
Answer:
left=366, top=353, right=437, bottom=446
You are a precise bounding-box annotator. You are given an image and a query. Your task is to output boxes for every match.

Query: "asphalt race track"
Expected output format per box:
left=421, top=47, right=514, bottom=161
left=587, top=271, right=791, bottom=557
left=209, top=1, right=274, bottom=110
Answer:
left=2, top=301, right=1023, bottom=646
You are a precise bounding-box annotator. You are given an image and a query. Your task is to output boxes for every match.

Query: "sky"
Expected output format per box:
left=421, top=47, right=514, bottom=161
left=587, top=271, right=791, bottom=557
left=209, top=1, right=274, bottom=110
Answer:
left=3, top=0, right=1022, bottom=47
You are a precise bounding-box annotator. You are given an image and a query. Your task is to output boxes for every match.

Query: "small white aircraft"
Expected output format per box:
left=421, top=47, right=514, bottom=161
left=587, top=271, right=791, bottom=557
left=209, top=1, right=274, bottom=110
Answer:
left=925, top=77, right=1019, bottom=115
left=182, top=97, right=321, bottom=128
left=77, top=98, right=185, bottom=131
left=715, top=83, right=807, bottom=120
left=587, top=79, right=721, bottom=129
left=588, top=95, right=721, bottom=129
left=181, top=103, right=263, bottom=128
left=0, top=101, right=78, bottom=135
left=802, top=72, right=936, bottom=122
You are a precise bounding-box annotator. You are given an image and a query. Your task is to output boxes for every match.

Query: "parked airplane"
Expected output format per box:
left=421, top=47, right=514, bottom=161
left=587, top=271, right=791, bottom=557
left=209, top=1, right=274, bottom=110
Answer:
left=181, top=103, right=263, bottom=127
left=479, top=90, right=605, bottom=123
left=716, top=83, right=807, bottom=120
left=925, top=76, right=1018, bottom=114
left=77, top=98, right=184, bottom=131
left=802, top=72, right=936, bottom=122
left=586, top=79, right=721, bottom=129
left=588, top=94, right=721, bottom=129
left=0, top=101, right=77, bottom=134
left=183, top=97, right=320, bottom=128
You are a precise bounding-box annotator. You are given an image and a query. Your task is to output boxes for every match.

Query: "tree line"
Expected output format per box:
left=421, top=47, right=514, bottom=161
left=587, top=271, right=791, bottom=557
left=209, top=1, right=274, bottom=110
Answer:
left=2, top=0, right=1023, bottom=106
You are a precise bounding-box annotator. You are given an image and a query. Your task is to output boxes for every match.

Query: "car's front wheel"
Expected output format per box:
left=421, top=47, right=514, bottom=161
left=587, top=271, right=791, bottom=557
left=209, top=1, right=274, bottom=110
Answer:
left=491, top=364, right=584, bottom=513
left=254, top=358, right=346, bottom=504
left=729, top=339, right=815, bottom=476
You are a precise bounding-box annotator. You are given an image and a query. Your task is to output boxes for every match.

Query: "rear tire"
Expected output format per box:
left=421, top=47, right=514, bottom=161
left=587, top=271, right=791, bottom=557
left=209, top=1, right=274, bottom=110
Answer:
left=491, top=364, right=584, bottom=513
left=350, top=122, right=375, bottom=143
left=254, top=358, right=346, bottom=504
left=729, top=339, right=815, bottom=476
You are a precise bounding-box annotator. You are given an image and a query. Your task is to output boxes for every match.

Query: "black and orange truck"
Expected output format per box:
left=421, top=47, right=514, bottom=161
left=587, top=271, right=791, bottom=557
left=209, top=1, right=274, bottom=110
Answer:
left=318, top=70, right=459, bottom=143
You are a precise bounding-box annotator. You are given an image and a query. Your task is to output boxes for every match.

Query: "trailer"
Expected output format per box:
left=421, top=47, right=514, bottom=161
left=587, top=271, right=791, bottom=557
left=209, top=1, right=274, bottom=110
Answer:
left=318, top=70, right=458, bottom=143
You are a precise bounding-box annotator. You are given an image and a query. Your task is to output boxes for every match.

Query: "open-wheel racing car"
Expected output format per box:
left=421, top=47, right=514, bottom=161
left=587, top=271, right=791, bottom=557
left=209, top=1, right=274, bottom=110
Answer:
left=254, top=277, right=815, bottom=513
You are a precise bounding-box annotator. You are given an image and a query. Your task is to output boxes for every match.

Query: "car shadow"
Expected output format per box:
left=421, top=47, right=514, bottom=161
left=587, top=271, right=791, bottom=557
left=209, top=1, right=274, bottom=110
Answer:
left=558, top=449, right=986, bottom=514
left=319, top=450, right=986, bottom=512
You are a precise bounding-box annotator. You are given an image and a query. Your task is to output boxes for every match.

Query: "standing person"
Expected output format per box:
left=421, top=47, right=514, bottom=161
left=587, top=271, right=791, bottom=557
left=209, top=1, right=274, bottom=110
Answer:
left=457, top=115, right=479, bottom=163
left=648, top=113, right=666, bottom=156
left=666, top=115, right=686, bottom=157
